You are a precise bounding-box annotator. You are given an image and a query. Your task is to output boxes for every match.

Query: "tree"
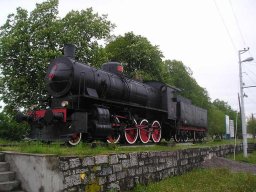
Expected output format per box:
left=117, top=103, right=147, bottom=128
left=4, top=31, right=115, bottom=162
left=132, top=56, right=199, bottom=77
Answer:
left=212, top=99, right=241, bottom=138
left=0, top=111, right=29, bottom=140
left=212, top=99, right=232, bottom=113
left=0, top=0, right=114, bottom=112
left=105, top=32, right=168, bottom=82
left=164, top=59, right=210, bottom=108
left=208, top=105, right=225, bottom=138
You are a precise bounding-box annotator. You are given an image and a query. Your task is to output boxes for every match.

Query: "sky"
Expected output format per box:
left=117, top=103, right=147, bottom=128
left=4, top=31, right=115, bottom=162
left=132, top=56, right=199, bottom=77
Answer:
left=1, top=0, right=256, bottom=118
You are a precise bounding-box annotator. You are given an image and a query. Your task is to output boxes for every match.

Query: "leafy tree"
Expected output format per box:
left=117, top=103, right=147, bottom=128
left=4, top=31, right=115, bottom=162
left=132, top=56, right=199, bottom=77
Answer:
left=59, top=9, right=114, bottom=66
left=208, top=105, right=225, bottom=138
left=164, top=59, right=210, bottom=108
left=105, top=32, right=168, bottom=82
left=0, top=112, right=29, bottom=140
left=212, top=99, right=232, bottom=113
left=0, top=0, right=114, bottom=112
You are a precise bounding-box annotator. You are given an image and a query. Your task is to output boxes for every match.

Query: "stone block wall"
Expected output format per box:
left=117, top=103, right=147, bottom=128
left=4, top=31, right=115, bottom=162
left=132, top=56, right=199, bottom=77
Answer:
left=60, top=144, right=242, bottom=192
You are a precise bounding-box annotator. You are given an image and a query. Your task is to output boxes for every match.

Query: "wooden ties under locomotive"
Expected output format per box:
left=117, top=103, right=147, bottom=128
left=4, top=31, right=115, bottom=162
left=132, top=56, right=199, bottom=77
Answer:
left=17, top=44, right=207, bottom=145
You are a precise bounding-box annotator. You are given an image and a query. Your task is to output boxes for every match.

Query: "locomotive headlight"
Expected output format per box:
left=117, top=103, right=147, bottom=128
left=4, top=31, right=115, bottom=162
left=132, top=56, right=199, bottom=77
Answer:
left=61, top=101, right=69, bottom=107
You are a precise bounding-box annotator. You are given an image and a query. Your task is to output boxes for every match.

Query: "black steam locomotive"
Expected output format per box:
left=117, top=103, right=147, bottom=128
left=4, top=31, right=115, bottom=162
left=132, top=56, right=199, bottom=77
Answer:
left=18, top=44, right=207, bottom=145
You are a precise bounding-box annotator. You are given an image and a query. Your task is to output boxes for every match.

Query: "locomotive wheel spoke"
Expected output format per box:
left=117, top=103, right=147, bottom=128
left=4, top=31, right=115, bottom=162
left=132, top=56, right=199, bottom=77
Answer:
left=68, top=132, right=82, bottom=146
left=124, top=119, right=138, bottom=144
left=193, top=131, right=198, bottom=142
left=139, top=119, right=150, bottom=144
left=107, top=134, right=121, bottom=144
left=174, top=133, right=181, bottom=143
left=151, top=120, right=161, bottom=143
left=107, top=117, right=121, bottom=144
left=182, top=131, right=189, bottom=143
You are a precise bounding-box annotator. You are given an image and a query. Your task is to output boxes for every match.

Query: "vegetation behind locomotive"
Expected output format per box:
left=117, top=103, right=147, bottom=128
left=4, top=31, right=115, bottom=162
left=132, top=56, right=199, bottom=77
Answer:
left=17, top=44, right=207, bottom=145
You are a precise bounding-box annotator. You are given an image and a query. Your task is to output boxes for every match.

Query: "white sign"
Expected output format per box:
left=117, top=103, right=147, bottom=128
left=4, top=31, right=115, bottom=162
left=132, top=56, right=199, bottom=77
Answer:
left=225, top=115, right=230, bottom=134
left=229, top=120, right=234, bottom=138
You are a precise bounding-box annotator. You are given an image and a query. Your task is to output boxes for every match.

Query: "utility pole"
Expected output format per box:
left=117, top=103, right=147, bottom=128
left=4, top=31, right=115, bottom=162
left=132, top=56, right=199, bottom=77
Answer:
left=238, top=48, right=254, bottom=158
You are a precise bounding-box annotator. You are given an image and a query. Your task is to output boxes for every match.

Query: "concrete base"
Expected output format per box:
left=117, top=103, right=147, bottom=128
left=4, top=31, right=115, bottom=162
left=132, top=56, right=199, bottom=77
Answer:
left=4, top=152, right=64, bottom=192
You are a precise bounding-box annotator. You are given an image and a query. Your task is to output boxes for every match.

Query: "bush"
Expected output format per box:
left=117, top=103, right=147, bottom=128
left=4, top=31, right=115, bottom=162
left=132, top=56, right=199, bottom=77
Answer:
left=0, top=112, right=29, bottom=140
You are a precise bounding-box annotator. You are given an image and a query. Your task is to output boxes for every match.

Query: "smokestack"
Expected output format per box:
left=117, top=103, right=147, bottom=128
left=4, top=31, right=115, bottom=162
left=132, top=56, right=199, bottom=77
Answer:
left=64, top=44, right=76, bottom=58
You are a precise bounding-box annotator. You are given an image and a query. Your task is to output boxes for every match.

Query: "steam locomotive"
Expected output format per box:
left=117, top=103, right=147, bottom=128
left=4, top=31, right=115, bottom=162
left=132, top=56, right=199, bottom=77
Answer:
left=17, top=44, right=207, bottom=145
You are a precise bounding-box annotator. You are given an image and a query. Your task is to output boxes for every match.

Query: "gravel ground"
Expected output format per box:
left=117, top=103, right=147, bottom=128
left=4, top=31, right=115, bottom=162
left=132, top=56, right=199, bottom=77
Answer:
left=201, top=157, right=256, bottom=175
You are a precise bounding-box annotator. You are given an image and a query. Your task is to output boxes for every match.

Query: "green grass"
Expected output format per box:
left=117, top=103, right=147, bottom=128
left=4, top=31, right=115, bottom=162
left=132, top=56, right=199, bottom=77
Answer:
left=133, top=168, right=256, bottom=192
left=0, top=139, right=20, bottom=145
left=0, top=138, right=242, bottom=156
left=227, top=151, right=256, bottom=164
left=0, top=141, right=182, bottom=156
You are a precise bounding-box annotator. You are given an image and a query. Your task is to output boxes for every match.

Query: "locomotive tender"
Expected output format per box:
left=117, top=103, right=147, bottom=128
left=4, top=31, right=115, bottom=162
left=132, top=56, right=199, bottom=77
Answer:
left=18, top=44, right=207, bottom=145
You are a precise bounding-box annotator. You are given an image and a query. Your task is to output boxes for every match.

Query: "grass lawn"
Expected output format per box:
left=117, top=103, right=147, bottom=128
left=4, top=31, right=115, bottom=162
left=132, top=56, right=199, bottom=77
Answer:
left=133, top=168, right=256, bottom=192
left=227, top=151, right=256, bottom=164
left=0, top=141, right=176, bottom=156
left=0, top=138, right=241, bottom=156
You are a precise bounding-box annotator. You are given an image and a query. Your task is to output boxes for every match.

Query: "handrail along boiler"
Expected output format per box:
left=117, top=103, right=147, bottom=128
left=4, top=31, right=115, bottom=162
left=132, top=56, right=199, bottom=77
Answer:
left=17, top=44, right=207, bottom=145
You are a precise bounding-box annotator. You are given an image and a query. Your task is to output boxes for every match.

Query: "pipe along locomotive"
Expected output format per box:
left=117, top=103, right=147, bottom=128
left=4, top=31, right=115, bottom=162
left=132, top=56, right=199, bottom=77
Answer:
left=17, top=44, right=207, bottom=145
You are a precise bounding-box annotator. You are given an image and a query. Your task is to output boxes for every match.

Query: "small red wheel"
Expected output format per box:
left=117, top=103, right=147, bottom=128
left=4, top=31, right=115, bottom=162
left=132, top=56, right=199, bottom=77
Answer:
left=151, top=120, right=161, bottom=143
left=107, top=117, right=121, bottom=144
left=68, top=132, right=82, bottom=146
left=139, top=119, right=150, bottom=144
left=124, top=119, right=138, bottom=144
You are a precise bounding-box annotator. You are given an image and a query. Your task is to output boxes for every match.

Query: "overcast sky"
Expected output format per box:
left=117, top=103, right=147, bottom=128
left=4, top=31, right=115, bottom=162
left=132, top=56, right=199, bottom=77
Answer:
left=1, top=0, right=256, bottom=117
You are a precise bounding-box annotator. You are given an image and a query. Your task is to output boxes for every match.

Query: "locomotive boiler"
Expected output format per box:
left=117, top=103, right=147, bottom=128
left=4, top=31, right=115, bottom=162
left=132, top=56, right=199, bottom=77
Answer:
left=17, top=44, right=207, bottom=145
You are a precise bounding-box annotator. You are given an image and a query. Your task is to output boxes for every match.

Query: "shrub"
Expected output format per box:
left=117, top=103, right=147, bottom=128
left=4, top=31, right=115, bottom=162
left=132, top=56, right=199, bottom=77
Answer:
left=0, top=112, right=29, bottom=140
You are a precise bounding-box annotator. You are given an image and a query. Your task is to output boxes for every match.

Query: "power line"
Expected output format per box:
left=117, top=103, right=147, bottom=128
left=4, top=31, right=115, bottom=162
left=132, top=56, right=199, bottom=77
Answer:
left=228, top=0, right=255, bottom=58
left=213, top=0, right=237, bottom=51
left=228, top=0, right=247, bottom=47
